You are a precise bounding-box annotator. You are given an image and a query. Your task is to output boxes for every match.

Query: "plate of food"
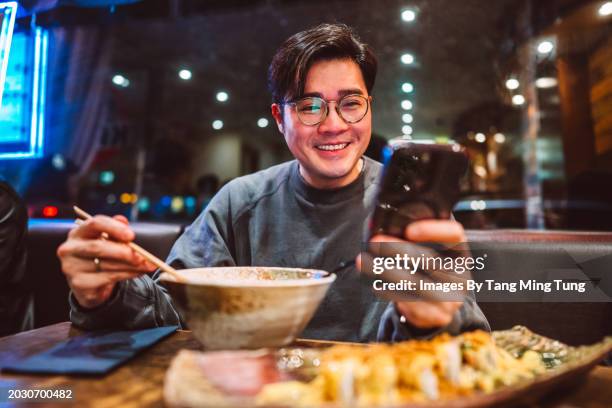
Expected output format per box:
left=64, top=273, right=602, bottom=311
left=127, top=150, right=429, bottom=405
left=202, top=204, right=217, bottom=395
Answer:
left=163, top=326, right=612, bottom=407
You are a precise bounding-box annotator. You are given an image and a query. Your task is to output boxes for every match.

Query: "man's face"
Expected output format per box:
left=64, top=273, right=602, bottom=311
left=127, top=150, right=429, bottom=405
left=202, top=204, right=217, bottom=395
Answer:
left=271, top=58, right=372, bottom=189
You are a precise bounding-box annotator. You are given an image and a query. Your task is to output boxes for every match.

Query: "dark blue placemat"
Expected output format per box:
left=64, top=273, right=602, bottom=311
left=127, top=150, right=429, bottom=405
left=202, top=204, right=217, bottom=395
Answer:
left=1, top=326, right=178, bottom=375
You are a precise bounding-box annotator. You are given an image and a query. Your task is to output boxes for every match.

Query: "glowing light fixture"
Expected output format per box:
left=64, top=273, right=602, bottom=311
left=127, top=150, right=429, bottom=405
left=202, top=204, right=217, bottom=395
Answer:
left=401, top=82, right=414, bottom=93
left=535, top=77, right=558, bottom=89
left=475, top=133, right=486, bottom=143
left=401, top=100, right=413, bottom=110
left=216, top=91, right=229, bottom=102
left=0, top=2, right=18, bottom=108
left=494, top=133, right=506, bottom=143
left=400, top=53, right=414, bottom=65
left=178, top=69, right=192, bottom=80
left=212, top=120, right=223, bottom=130
left=138, top=197, right=150, bottom=212
left=99, top=170, right=115, bottom=185
left=111, top=75, right=123, bottom=85
left=257, top=118, right=269, bottom=128
left=42, top=206, right=58, bottom=217
left=402, top=113, right=413, bottom=124
left=402, top=125, right=413, bottom=135
left=112, top=74, right=129, bottom=87
left=505, top=78, right=520, bottom=90
left=184, top=196, right=196, bottom=208
left=171, top=196, right=184, bottom=213
left=0, top=27, right=48, bottom=159
left=512, top=95, right=526, bottom=106
left=120, top=193, right=131, bottom=204
left=401, top=9, right=416, bottom=22
left=52, top=154, right=65, bottom=170
left=598, top=2, right=612, bottom=16
left=470, top=200, right=487, bottom=211
left=537, top=40, right=554, bottom=55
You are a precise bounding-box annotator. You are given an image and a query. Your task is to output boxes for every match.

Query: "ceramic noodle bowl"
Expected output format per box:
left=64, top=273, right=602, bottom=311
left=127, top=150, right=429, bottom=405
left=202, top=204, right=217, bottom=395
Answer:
left=160, top=267, right=336, bottom=350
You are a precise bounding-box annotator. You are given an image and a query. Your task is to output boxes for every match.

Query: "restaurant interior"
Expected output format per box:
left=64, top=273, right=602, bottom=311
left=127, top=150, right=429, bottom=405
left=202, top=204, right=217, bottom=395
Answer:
left=0, top=0, right=611, bottom=406
left=0, top=0, right=610, bottom=229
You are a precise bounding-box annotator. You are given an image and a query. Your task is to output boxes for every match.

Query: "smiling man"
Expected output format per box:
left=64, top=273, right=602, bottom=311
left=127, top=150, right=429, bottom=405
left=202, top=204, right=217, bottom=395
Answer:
left=271, top=58, right=371, bottom=189
left=59, top=23, right=489, bottom=341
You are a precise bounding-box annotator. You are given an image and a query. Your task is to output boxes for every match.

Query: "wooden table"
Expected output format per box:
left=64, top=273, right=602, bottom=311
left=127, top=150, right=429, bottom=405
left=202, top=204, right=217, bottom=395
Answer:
left=0, top=322, right=610, bottom=407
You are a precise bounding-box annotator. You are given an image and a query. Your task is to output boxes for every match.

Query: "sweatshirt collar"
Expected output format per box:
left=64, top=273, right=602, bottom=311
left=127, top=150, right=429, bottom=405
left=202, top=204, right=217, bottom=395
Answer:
left=290, top=158, right=370, bottom=205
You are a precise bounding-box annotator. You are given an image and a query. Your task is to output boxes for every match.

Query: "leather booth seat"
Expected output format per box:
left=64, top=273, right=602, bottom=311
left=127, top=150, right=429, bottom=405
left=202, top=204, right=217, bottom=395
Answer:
left=466, top=230, right=612, bottom=346
left=24, top=221, right=612, bottom=346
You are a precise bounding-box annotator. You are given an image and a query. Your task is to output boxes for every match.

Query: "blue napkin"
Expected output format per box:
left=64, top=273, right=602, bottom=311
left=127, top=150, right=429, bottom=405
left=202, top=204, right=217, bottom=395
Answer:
left=1, top=326, right=178, bottom=375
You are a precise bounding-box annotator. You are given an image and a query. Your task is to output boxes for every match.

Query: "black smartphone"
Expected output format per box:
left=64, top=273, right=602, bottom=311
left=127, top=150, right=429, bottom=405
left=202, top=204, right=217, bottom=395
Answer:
left=370, top=139, right=469, bottom=238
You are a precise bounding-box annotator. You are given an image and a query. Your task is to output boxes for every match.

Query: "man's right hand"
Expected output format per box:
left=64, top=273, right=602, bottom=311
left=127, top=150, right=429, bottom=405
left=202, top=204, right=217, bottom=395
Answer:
left=57, top=215, right=157, bottom=309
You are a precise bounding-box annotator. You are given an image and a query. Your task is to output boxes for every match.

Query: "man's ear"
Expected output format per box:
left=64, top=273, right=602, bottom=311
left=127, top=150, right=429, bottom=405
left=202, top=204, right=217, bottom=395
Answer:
left=271, top=103, right=284, bottom=134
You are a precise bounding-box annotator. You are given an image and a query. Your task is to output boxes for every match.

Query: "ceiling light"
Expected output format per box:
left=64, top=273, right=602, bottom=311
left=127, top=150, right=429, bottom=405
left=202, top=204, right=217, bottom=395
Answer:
left=475, top=133, right=486, bottom=143
left=494, top=133, right=506, bottom=143
left=52, top=154, right=65, bottom=170
left=535, top=77, right=558, bottom=89
left=257, top=118, right=269, bottom=128
left=402, top=125, right=413, bottom=135
left=598, top=2, right=612, bottom=16
left=537, top=40, right=554, bottom=54
left=216, top=91, right=229, bottom=102
left=505, top=78, right=520, bottom=90
left=112, top=74, right=125, bottom=85
left=400, top=53, right=414, bottom=65
left=212, top=120, right=224, bottom=130
left=112, top=74, right=129, bottom=87
left=512, top=95, right=526, bottom=106
left=401, top=9, right=416, bottom=22
left=178, top=69, right=192, bottom=80
left=401, top=100, right=413, bottom=110
left=401, top=82, right=414, bottom=93
left=402, top=113, right=413, bottom=123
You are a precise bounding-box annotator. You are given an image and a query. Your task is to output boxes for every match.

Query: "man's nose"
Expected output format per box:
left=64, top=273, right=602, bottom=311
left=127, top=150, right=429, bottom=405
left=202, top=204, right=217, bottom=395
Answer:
left=318, top=106, right=349, bottom=134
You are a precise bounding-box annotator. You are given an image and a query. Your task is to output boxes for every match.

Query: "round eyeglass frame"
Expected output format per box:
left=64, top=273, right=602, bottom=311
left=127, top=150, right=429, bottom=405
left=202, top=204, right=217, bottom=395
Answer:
left=284, top=94, right=371, bottom=126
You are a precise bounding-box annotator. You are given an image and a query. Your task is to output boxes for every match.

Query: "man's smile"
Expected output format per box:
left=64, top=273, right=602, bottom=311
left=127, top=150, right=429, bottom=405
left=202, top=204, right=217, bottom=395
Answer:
left=314, top=142, right=351, bottom=152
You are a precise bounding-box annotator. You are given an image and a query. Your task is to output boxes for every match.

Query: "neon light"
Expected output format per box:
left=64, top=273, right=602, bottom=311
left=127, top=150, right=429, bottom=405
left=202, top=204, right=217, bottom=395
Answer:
left=0, top=27, right=48, bottom=159
left=0, top=2, right=17, bottom=108
left=30, top=28, right=40, bottom=153
left=36, top=29, right=48, bottom=157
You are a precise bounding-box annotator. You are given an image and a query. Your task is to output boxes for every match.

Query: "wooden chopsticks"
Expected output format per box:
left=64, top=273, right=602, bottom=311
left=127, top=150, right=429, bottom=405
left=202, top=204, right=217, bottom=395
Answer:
left=73, top=206, right=187, bottom=283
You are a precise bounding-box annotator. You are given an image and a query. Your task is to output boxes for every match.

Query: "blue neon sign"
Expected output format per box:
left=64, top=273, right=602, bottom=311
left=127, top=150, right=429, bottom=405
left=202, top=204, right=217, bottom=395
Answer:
left=0, top=25, right=48, bottom=159
left=0, top=2, right=17, bottom=109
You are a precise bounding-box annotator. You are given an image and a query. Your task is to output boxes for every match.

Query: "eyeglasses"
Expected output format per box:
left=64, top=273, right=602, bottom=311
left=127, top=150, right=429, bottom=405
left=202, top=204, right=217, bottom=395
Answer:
left=285, top=94, right=370, bottom=126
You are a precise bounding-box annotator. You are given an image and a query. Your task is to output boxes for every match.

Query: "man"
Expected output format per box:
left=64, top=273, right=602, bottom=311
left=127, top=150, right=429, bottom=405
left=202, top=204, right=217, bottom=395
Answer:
left=58, top=23, right=488, bottom=341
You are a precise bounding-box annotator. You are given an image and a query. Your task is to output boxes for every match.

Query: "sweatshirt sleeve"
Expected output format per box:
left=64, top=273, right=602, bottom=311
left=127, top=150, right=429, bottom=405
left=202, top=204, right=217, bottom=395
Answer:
left=69, top=272, right=183, bottom=330
left=376, top=292, right=490, bottom=342
left=69, top=186, right=238, bottom=330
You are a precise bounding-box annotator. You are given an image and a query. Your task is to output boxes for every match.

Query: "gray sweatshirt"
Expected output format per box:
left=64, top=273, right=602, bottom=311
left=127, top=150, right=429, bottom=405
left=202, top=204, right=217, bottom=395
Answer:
left=70, top=158, right=489, bottom=341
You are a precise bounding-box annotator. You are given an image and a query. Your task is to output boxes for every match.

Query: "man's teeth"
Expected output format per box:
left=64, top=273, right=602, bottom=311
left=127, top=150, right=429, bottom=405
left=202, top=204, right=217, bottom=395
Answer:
left=316, top=143, right=348, bottom=151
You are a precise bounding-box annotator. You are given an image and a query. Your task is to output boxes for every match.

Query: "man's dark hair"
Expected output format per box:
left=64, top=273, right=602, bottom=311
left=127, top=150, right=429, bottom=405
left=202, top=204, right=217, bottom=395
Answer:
left=268, top=23, right=377, bottom=105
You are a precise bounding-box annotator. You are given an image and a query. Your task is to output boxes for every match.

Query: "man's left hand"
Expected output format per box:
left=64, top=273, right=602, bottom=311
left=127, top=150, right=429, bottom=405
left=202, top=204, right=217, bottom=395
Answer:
left=368, top=219, right=466, bottom=329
